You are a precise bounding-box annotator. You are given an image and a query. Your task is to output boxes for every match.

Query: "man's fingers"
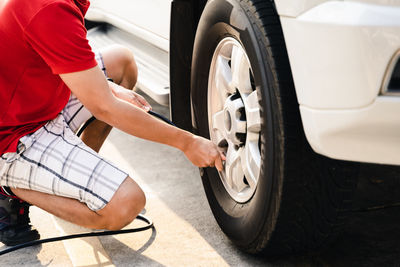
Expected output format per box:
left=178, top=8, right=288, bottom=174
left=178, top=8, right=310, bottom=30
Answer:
left=140, top=97, right=150, bottom=107
left=214, top=149, right=225, bottom=171
left=215, top=156, right=223, bottom=171
left=138, top=101, right=149, bottom=111
left=131, top=96, right=151, bottom=111
left=136, top=94, right=152, bottom=110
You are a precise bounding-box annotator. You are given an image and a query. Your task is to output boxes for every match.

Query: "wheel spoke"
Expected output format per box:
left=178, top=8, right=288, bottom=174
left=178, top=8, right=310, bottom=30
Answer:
left=211, top=110, right=227, bottom=145
left=215, top=56, right=235, bottom=98
left=240, top=141, right=260, bottom=190
left=230, top=97, right=247, bottom=134
left=225, top=145, right=245, bottom=192
left=244, top=91, right=261, bottom=134
left=231, top=46, right=252, bottom=94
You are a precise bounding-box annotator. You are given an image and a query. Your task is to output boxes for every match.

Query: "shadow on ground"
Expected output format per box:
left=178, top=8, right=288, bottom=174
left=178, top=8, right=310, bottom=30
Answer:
left=271, top=164, right=400, bottom=266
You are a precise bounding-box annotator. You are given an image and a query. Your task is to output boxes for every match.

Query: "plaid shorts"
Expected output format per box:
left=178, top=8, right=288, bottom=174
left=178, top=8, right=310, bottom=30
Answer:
left=0, top=53, right=128, bottom=211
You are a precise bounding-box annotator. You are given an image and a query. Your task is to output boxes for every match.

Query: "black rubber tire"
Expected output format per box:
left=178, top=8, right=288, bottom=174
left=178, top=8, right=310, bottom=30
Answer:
left=191, top=0, right=359, bottom=256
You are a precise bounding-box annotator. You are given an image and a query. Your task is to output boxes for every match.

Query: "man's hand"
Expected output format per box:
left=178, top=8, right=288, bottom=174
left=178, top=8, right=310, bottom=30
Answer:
left=182, top=135, right=226, bottom=171
left=109, top=82, right=151, bottom=112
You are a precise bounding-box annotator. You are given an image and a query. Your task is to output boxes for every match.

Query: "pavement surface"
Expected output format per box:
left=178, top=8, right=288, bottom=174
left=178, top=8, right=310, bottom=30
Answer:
left=2, top=97, right=400, bottom=266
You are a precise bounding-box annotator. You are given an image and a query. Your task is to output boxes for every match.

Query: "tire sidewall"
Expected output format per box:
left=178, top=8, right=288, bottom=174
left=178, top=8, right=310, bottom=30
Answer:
left=191, top=0, right=282, bottom=247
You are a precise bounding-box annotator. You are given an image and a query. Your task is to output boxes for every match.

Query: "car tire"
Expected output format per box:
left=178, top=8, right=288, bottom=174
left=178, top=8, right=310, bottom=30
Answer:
left=191, top=0, right=359, bottom=256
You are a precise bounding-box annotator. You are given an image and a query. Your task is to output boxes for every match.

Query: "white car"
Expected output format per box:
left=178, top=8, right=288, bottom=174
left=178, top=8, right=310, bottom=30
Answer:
left=85, top=0, right=400, bottom=256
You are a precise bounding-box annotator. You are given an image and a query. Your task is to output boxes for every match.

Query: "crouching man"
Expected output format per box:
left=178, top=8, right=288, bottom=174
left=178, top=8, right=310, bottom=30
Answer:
left=0, top=0, right=224, bottom=245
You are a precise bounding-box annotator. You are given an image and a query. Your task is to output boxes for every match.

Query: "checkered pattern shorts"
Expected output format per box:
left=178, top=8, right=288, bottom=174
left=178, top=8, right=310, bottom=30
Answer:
left=0, top=53, right=128, bottom=211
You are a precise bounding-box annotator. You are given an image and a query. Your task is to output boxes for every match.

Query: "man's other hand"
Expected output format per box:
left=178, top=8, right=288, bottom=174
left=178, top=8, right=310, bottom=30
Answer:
left=109, top=82, right=152, bottom=112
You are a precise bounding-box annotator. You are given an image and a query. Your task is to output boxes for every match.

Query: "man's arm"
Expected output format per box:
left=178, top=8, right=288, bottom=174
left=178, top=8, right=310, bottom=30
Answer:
left=60, top=65, right=225, bottom=170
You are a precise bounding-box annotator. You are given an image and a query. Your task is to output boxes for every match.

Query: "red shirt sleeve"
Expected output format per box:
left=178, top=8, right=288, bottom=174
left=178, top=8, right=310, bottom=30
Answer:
left=24, top=1, right=97, bottom=74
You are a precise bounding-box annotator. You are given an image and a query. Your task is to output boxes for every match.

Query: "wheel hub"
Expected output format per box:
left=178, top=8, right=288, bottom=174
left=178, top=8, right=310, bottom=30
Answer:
left=223, top=94, right=246, bottom=146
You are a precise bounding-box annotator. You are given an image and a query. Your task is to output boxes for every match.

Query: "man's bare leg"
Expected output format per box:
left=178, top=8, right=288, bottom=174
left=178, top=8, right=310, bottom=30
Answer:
left=11, top=176, right=145, bottom=230
left=80, top=120, right=113, bottom=153
left=81, top=45, right=138, bottom=152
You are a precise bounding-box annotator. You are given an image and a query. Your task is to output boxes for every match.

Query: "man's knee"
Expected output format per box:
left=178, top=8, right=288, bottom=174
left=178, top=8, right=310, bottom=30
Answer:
left=105, top=191, right=145, bottom=230
left=114, top=45, right=136, bottom=71
left=101, top=45, right=138, bottom=88
left=98, top=177, right=146, bottom=230
left=120, top=46, right=138, bottom=88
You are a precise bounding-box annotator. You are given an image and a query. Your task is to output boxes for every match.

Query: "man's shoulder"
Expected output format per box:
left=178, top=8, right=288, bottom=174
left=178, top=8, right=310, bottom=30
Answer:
left=8, top=0, right=79, bottom=26
left=13, top=0, right=76, bottom=11
left=29, top=0, right=81, bottom=13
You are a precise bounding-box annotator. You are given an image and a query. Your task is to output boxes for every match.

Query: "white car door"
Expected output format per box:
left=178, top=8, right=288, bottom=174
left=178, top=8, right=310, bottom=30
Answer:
left=87, top=0, right=172, bottom=51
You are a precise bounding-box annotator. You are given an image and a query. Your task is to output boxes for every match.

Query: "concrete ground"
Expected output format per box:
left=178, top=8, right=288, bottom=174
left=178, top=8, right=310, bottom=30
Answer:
left=2, top=98, right=400, bottom=266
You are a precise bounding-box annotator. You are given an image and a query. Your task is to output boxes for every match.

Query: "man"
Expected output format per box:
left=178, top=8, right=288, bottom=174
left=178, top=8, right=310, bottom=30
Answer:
left=0, top=0, right=224, bottom=245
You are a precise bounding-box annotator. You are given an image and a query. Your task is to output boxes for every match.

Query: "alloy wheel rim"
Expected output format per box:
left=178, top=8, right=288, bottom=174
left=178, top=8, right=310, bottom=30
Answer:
left=208, top=37, right=261, bottom=203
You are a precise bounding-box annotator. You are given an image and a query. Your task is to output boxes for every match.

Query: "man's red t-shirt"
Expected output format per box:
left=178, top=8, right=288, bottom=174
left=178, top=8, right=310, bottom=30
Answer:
left=0, top=0, right=97, bottom=154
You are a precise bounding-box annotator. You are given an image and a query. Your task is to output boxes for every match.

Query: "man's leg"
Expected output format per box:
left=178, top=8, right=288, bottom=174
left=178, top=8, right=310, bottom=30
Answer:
left=80, top=45, right=138, bottom=152
left=11, top=176, right=145, bottom=230
left=1, top=105, right=146, bottom=231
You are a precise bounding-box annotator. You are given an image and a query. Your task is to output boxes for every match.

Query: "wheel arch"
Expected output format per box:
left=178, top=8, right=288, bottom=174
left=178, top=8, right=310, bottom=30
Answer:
left=169, top=0, right=207, bottom=132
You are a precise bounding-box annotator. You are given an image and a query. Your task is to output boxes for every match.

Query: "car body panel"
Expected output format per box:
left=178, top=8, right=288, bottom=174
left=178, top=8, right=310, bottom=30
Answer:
left=275, top=0, right=332, bottom=17
left=86, top=0, right=172, bottom=51
left=301, top=97, right=400, bottom=165
left=281, top=1, right=400, bottom=109
left=275, top=0, right=400, bottom=17
left=279, top=1, right=400, bottom=164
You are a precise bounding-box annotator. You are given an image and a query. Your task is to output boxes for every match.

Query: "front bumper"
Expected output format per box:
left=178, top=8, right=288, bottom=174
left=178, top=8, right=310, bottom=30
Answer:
left=280, top=1, right=400, bottom=165
left=300, top=97, right=400, bottom=165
